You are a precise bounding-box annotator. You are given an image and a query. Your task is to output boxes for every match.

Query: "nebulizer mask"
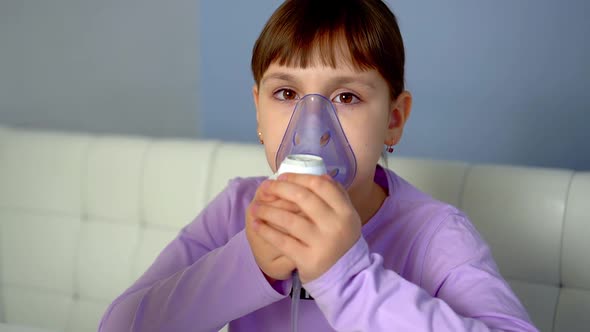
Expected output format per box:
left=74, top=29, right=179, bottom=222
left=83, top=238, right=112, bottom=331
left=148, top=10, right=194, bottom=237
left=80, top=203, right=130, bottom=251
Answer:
left=274, top=94, right=357, bottom=187
left=270, top=94, right=357, bottom=332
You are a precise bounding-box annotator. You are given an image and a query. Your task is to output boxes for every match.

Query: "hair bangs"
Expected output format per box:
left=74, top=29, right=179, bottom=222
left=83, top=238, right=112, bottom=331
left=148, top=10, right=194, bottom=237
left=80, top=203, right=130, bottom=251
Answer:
left=272, top=25, right=376, bottom=73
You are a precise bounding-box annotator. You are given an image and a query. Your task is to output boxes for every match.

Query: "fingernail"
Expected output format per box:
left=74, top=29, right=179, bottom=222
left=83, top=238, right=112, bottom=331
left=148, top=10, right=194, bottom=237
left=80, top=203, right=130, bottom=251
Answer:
left=278, top=173, right=288, bottom=181
left=261, top=180, right=271, bottom=190
left=253, top=219, right=262, bottom=230
left=250, top=202, right=259, bottom=214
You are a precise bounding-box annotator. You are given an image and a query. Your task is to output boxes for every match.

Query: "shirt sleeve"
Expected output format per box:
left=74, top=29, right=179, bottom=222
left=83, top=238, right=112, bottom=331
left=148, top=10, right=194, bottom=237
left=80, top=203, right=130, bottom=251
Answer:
left=98, top=179, right=288, bottom=332
left=303, top=213, right=540, bottom=332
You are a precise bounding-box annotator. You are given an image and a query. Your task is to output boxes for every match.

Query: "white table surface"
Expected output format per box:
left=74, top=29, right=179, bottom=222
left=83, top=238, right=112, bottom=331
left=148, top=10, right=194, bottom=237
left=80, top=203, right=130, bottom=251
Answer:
left=0, top=323, right=58, bottom=332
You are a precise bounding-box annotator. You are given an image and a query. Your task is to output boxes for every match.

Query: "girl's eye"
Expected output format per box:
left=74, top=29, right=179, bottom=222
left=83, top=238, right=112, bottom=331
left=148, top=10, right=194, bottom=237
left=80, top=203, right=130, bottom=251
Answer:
left=332, top=92, right=360, bottom=104
left=273, top=89, right=299, bottom=101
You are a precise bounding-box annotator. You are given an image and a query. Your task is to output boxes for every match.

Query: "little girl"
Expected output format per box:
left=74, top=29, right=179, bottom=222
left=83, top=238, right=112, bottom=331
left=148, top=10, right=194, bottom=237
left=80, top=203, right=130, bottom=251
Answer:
left=99, top=0, right=538, bottom=331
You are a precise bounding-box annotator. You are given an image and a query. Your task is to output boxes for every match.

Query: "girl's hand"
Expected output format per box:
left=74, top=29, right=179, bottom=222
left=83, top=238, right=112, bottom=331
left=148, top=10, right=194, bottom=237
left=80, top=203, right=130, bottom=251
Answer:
left=250, top=173, right=362, bottom=283
left=245, top=182, right=299, bottom=282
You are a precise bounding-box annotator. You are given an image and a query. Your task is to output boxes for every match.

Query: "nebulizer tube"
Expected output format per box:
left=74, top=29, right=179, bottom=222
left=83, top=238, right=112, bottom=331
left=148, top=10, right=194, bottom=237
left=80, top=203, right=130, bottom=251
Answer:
left=291, top=270, right=302, bottom=332
left=271, top=94, right=357, bottom=332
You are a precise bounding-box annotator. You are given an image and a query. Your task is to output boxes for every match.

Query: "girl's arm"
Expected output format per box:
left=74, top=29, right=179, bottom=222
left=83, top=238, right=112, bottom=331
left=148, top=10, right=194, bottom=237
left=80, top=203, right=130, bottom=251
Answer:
left=303, top=214, right=539, bottom=332
left=98, top=179, right=286, bottom=332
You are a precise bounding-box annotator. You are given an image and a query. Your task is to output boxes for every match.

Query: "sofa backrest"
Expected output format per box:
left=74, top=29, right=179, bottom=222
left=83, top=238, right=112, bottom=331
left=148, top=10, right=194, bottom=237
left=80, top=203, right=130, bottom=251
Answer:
left=0, top=125, right=588, bottom=332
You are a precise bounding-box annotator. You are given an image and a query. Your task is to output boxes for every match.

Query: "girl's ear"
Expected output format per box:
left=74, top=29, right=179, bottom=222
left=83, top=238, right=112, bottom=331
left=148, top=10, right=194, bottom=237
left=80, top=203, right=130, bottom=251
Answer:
left=252, top=85, right=260, bottom=125
left=386, top=91, right=413, bottom=145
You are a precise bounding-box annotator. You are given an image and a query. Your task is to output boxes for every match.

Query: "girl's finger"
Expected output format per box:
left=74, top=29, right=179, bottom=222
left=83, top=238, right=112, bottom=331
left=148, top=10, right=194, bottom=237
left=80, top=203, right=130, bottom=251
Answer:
left=254, top=181, right=302, bottom=215
left=263, top=178, right=334, bottom=224
left=280, top=173, right=351, bottom=212
left=253, top=219, right=306, bottom=263
left=252, top=203, right=316, bottom=244
left=259, top=196, right=301, bottom=214
left=254, top=180, right=278, bottom=201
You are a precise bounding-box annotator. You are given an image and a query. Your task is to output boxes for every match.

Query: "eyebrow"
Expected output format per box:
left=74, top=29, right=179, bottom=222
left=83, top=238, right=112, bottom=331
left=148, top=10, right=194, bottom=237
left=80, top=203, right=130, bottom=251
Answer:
left=261, top=73, right=300, bottom=85
left=331, top=75, right=377, bottom=90
left=261, top=72, right=377, bottom=90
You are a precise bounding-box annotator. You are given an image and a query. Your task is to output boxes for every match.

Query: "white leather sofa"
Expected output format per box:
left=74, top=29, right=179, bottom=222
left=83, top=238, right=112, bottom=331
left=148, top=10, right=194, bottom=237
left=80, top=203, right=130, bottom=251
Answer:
left=0, top=124, right=588, bottom=332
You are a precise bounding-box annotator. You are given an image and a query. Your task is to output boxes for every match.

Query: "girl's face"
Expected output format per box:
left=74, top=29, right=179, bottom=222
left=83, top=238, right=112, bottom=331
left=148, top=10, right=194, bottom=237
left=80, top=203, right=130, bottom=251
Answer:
left=253, top=53, right=411, bottom=194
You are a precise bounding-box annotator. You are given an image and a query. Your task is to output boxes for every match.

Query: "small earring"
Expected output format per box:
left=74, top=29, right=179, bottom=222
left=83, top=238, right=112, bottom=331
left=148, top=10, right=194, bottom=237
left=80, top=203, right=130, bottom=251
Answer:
left=386, top=145, right=394, bottom=153
left=258, top=132, right=264, bottom=145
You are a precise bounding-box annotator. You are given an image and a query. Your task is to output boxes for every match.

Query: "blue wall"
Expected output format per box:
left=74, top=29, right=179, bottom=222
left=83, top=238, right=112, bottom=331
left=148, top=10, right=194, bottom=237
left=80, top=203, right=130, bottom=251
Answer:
left=200, top=1, right=590, bottom=170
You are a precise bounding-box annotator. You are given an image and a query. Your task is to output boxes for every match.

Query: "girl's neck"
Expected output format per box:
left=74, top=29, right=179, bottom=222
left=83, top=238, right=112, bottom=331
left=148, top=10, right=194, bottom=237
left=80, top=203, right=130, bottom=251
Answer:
left=349, top=178, right=388, bottom=226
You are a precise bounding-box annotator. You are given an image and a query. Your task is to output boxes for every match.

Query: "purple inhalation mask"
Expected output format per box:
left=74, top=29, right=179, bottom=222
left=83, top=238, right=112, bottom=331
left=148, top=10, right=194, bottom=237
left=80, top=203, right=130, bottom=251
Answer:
left=275, top=94, right=357, bottom=188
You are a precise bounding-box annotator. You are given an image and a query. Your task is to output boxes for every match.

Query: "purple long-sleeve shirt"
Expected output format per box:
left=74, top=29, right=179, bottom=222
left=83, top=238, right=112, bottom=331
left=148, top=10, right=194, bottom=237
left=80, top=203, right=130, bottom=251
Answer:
left=99, top=166, right=538, bottom=331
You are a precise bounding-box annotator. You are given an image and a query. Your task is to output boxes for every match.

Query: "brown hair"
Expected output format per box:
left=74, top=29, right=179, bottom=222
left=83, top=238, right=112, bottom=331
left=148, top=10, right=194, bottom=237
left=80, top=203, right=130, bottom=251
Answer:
left=251, top=0, right=405, bottom=99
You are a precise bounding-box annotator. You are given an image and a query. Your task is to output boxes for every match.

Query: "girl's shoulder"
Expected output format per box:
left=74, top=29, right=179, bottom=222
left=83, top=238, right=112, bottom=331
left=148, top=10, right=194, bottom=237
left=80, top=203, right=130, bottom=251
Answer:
left=375, top=168, right=488, bottom=285
left=379, top=167, right=472, bottom=242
